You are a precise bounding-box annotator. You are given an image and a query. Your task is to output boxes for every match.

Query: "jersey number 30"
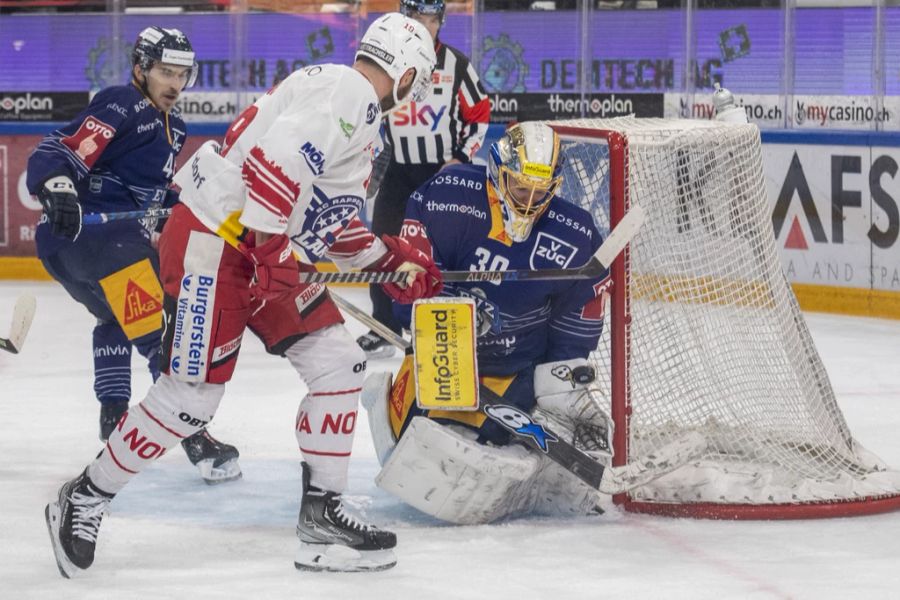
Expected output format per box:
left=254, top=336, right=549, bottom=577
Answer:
left=471, top=247, right=509, bottom=285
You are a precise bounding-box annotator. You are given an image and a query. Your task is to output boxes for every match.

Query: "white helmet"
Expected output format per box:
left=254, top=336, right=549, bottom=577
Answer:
left=488, top=122, right=564, bottom=243
left=356, top=13, right=437, bottom=109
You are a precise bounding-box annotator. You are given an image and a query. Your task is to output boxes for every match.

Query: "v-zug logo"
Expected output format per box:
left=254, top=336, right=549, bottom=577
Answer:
left=530, top=232, right=578, bottom=269
left=299, top=141, right=325, bottom=176
left=392, top=102, right=447, bottom=131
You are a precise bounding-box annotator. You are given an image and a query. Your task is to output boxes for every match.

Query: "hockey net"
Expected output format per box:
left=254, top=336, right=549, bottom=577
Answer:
left=549, top=117, right=900, bottom=518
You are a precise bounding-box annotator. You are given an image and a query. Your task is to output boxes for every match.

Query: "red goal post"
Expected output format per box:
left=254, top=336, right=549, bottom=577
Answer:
left=548, top=118, right=900, bottom=519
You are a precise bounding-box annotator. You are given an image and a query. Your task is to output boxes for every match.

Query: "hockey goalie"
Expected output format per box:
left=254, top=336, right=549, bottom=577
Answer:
left=361, top=122, right=703, bottom=524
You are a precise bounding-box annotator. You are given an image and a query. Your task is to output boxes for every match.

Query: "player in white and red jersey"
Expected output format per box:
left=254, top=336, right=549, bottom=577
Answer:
left=45, top=13, right=440, bottom=576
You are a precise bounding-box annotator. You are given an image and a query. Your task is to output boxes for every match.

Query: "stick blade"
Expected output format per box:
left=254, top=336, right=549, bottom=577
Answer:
left=599, top=431, right=707, bottom=494
left=1, top=294, right=36, bottom=354
left=592, top=203, right=645, bottom=270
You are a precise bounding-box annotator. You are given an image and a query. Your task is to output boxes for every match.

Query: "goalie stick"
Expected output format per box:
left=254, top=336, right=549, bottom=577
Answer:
left=302, top=204, right=645, bottom=285
left=329, top=291, right=706, bottom=494
left=0, top=294, right=36, bottom=354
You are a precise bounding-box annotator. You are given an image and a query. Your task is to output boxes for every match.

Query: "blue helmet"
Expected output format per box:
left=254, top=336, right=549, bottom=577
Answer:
left=400, top=0, right=446, bottom=25
left=132, top=26, right=198, bottom=88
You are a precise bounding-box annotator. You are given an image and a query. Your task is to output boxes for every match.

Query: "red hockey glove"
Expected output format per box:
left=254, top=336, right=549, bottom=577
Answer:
left=239, top=233, right=299, bottom=301
left=366, top=235, right=443, bottom=304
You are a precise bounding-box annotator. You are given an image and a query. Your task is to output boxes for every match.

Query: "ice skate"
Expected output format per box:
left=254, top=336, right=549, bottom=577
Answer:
left=45, top=469, right=115, bottom=579
left=294, top=462, right=397, bottom=572
left=356, top=331, right=396, bottom=360
left=180, top=429, right=242, bottom=485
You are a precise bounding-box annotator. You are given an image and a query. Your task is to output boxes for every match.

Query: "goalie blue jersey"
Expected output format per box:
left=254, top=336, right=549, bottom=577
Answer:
left=397, top=163, right=610, bottom=376
left=27, top=83, right=186, bottom=258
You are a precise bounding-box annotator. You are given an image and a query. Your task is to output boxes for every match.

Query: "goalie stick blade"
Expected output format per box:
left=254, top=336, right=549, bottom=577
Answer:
left=598, top=431, right=708, bottom=495
left=1, top=294, right=36, bottom=354
left=591, top=203, right=644, bottom=271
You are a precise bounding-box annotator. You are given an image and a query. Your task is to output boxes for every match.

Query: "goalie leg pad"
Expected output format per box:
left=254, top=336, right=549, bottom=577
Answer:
left=361, top=371, right=396, bottom=467
left=375, top=416, right=540, bottom=524
left=599, top=431, right=708, bottom=494
left=527, top=456, right=604, bottom=517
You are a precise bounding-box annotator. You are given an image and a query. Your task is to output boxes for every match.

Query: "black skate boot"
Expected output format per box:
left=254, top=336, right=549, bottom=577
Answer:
left=294, top=462, right=396, bottom=572
left=180, top=429, right=242, bottom=485
left=45, top=468, right=115, bottom=578
left=356, top=331, right=396, bottom=360
left=98, top=400, right=128, bottom=442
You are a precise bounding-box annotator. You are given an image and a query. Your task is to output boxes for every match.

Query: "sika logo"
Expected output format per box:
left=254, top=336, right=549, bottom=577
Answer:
left=123, top=280, right=162, bottom=325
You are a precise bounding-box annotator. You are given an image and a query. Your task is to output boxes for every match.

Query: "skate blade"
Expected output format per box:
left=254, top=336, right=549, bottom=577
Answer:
left=45, top=502, right=79, bottom=579
left=195, top=458, right=243, bottom=485
left=362, top=345, right=396, bottom=361
left=294, top=542, right=396, bottom=573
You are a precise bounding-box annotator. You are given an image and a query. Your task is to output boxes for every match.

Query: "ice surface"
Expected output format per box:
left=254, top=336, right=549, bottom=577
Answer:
left=1, top=281, right=899, bottom=600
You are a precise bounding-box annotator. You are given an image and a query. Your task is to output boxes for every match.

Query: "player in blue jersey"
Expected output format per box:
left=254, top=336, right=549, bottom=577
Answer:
left=363, top=122, right=615, bottom=523
left=27, top=26, right=241, bottom=484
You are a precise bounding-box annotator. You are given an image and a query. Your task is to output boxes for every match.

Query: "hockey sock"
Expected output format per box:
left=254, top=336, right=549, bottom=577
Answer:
left=286, top=326, right=365, bottom=493
left=93, top=321, right=131, bottom=406
left=132, top=330, right=162, bottom=383
left=89, top=374, right=226, bottom=493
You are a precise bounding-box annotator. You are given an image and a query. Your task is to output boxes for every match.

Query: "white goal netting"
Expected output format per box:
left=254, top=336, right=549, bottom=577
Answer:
left=551, top=117, right=900, bottom=517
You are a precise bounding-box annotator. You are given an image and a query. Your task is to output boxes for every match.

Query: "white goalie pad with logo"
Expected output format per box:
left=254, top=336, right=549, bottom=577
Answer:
left=375, top=417, right=602, bottom=524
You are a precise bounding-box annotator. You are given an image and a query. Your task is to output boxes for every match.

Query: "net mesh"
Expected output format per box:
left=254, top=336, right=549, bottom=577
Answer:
left=551, top=117, right=900, bottom=509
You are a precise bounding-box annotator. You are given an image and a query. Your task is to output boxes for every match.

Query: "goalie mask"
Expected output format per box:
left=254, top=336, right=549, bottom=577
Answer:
left=132, top=26, right=198, bottom=89
left=488, top=122, right=563, bottom=243
left=356, top=13, right=436, bottom=112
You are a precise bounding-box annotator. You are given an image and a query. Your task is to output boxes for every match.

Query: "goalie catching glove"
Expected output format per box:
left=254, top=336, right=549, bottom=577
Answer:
left=366, top=235, right=442, bottom=303
left=534, top=358, right=613, bottom=457
left=38, top=175, right=82, bottom=241
left=239, top=232, right=299, bottom=301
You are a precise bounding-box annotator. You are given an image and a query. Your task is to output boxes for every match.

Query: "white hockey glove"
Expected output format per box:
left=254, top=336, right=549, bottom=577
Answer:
left=534, top=358, right=613, bottom=458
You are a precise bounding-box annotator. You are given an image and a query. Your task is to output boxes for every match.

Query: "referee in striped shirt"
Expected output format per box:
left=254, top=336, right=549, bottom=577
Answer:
left=358, top=0, right=491, bottom=359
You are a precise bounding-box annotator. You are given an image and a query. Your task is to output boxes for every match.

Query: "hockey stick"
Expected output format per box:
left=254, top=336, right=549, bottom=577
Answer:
left=0, top=294, right=36, bottom=354
left=303, top=204, right=645, bottom=285
left=330, top=291, right=706, bottom=494
left=81, top=206, right=173, bottom=225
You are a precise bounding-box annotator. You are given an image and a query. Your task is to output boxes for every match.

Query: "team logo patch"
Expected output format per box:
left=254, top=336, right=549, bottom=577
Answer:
left=530, top=232, right=578, bottom=269
left=292, top=186, right=363, bottom=262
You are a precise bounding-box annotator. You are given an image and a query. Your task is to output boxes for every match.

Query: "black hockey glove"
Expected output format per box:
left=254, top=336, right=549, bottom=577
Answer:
left=38, top=175, right=82, bottom=241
